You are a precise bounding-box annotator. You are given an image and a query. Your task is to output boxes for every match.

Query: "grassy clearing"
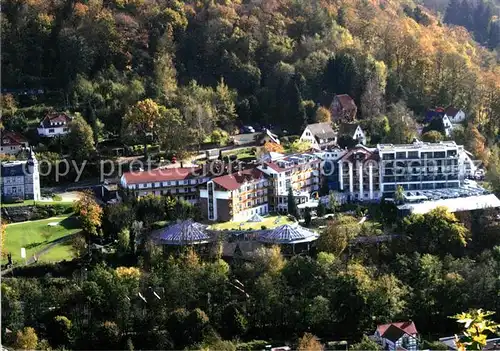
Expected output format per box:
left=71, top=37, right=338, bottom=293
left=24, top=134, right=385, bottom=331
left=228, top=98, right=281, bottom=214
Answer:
left=37, top=240, right=74, bottom=263
left=4, top=215, right=81, bottom=263
left=209, top=215, right=293, bottom=231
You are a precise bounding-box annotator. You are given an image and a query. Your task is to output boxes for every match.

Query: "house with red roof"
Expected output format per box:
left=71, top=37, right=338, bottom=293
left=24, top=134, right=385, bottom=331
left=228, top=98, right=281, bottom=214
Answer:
left=199, top=168, right=270, bottom=222
left=329, top=94, right=358, bottom=123
left=1, top=131, right=29, bottom=155
left=374, top=321, right=419, bottom=351
left=37, top=112, right=73, bottom=137
left=120, top=167, right=211, bottom=204
left=444, top=106, right=466, bottom=124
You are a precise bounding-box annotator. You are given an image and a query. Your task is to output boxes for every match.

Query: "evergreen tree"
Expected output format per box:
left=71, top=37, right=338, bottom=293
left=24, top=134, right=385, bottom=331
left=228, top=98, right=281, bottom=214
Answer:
left=287, top=187, right=299, bottom=219
left=304, top=208, right=312, bottom=227
left=323, top=53, right=359, bottom=98
left=488, top=20, right=500, bottom=49
left=286, top=76, right=308, bottom=134
left=444, top=0, right=461, bottom=26
left=317, top=202, right=326, bottom=217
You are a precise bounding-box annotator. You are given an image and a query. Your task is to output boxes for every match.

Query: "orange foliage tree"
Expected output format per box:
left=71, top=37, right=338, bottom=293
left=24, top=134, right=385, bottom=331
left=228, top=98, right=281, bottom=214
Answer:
left=74, top=191, right=103, bottom=239
left=263, top=141, right=285, bottom=153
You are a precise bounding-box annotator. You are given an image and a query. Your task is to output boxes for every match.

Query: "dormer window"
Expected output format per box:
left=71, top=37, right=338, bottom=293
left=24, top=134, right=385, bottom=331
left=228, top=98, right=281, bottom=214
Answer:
left=3, top=139, right=9, bottom=144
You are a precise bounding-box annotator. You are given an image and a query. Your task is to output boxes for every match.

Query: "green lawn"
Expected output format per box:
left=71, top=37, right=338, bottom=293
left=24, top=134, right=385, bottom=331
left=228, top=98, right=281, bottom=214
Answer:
left=209, top=215, right=293, bottom=231
left=4, top=215, right=81, bottom=263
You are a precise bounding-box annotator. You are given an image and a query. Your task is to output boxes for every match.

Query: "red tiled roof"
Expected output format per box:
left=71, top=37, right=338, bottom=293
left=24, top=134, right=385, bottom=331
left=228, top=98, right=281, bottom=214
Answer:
left=212, top=168, right=264, bottom=191
left=122, top=167, right=200, bottom=185
left=1, top=131, right=28, bottom=146
left=444, top=106, right=460, bottom=117
left=264, top=162, right=286, bottom=172
left=40, top=112, right=72, bottom=128
left=335, top=94, right=357, bottom=110
left=376, top=321, right=418, bottom=336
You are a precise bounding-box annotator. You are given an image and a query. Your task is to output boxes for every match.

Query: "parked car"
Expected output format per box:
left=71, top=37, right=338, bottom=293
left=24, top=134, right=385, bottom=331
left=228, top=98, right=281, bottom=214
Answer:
left=241, top=125, right=255, bottom=133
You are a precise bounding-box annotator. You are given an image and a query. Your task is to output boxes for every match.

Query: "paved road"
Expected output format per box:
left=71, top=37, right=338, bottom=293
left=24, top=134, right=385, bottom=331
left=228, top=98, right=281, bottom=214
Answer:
left=6, top=216, right=69, bottom=226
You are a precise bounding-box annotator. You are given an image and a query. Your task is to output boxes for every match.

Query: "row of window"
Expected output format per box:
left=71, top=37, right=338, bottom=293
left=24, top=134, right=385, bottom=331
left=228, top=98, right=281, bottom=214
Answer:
left=381, top=150, right=458, bottom=160
left=131, top=178, right=209, bottom=189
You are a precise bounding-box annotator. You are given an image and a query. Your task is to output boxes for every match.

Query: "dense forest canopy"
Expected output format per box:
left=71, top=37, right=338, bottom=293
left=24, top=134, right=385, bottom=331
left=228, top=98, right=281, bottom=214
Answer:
left=1, top=0, right=499, bottom=147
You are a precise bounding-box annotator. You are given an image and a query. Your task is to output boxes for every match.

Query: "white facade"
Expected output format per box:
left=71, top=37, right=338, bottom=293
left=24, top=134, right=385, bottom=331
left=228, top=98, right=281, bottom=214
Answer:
left=0, top=144, right=26, bottom=155
left=353, top=125, right=367, bottom=145
left=1, top=153, right=41, bottom=201
left=299, top=127, right=321, bottom=149
left=233, top=204, right=269, bottom=222
left=445, top=109, right=466, bottom=124
left=37, top=125, right=70, bottom=137
left=442, top=115, right=454, bottom=137
left=458, top=149, right=477, bottom=178
left=378, top=141, right=463, bottom=197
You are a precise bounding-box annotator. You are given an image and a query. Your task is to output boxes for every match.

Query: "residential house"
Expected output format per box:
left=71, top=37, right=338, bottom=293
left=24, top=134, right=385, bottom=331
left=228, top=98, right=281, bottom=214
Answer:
left=299, top=123, right=337, bottom=150
left=424, top=107, right=445, bottom=123
left=1, top=131, right=29, bottom=155
left=374, top=321, right=419, bottom=351
left=458, top=149, right=477, bottom=178
left=258, top=153, right=321, bottom=213
left=258, top=129, right=280, bottom=145
left=120, top=167, right=211, bottom=204
left=442, top=114, right=454, bottom=137
left=199, top=168, right=269, bottom=222
left=444, top=106, right=466, bottom=124
left=1, top=149, right=41, bottom=201
left=37, top=112, right=73, bottom=137
left=329, top=94, right=357, bottom=123
left=338, top=123, right=367, bottom=145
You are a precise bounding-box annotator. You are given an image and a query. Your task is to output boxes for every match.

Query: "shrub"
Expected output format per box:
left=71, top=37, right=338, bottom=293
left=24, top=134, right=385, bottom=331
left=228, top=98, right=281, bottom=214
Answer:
left=236, top=340, right=269, bottom=351
left=52, top=194, right=62, bottom=201
left=261, top=225, right=267, bottom=230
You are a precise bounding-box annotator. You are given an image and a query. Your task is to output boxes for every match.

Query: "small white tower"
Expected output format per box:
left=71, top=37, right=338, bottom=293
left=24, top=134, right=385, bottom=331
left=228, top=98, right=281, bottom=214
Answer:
left=26, top=148, right=41, bottom=201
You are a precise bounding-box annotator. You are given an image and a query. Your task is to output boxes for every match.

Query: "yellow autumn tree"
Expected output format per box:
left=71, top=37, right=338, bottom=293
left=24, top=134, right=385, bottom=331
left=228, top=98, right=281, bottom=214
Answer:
left=123, top=98, right=165, bottom=156
left=451, top=309, right=500, bottom=351
left=74, top=191, right=103, bottom=239
left=1, top=220, right=7, bottom=259
left=263, top=141, right=285, bottom=153
left=14, top=327, right=39, bottom=350
left=314, top=107, right=331, bottom=123
left=297, top=333, right=323, bottom=351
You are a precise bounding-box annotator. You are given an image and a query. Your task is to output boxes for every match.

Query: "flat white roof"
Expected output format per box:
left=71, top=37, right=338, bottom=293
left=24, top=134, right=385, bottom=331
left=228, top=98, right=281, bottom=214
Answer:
left=378, top=141, right=461, bottom=152
left=397, top=194, right=500, bottom=214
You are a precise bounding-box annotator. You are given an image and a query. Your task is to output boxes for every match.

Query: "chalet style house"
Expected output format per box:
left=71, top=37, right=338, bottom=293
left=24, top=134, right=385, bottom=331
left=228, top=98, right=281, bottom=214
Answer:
left=37, top=112, right=73, bottom=137
left=1, top=131, right=29, bottom=155
left=338, top=123, right=366, bottom=145
left=299, top=123, right=337, bottom=150
left=373, top=321, right=419, bottom=351
left=329, top=94, right=357, bottom=123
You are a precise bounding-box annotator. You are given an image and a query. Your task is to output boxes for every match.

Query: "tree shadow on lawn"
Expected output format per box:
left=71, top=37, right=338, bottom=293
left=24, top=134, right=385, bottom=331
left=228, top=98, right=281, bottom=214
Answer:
left=26, top=241, right=45, bottom=250
left=58, top=215, right=81, bottom=230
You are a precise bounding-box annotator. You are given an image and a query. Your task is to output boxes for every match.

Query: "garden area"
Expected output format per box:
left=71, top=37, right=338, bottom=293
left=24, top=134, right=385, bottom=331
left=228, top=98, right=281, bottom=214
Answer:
left=3, top=214, right=81, bottom=264
left=208, top=214, right=293, bottom=231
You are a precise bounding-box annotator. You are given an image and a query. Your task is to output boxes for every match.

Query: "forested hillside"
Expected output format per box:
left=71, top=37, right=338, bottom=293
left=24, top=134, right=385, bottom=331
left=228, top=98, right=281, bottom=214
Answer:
left=1, top=0, right=499, bottom=154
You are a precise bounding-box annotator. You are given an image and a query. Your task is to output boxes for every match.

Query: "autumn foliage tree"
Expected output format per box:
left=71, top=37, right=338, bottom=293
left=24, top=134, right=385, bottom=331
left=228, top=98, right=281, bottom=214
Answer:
left=14, top=327, right=38, bottom=350
left=123, top=99, right=165, bottom=156
left=451, top=309, right=500, bottom=351
left=297, top=333, right=323, bottom=351
left=263, top=141, right=285, bottom=153
left=74, top=191, right=103, bottom=241
left=1, top=220, right=7, bottom=259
